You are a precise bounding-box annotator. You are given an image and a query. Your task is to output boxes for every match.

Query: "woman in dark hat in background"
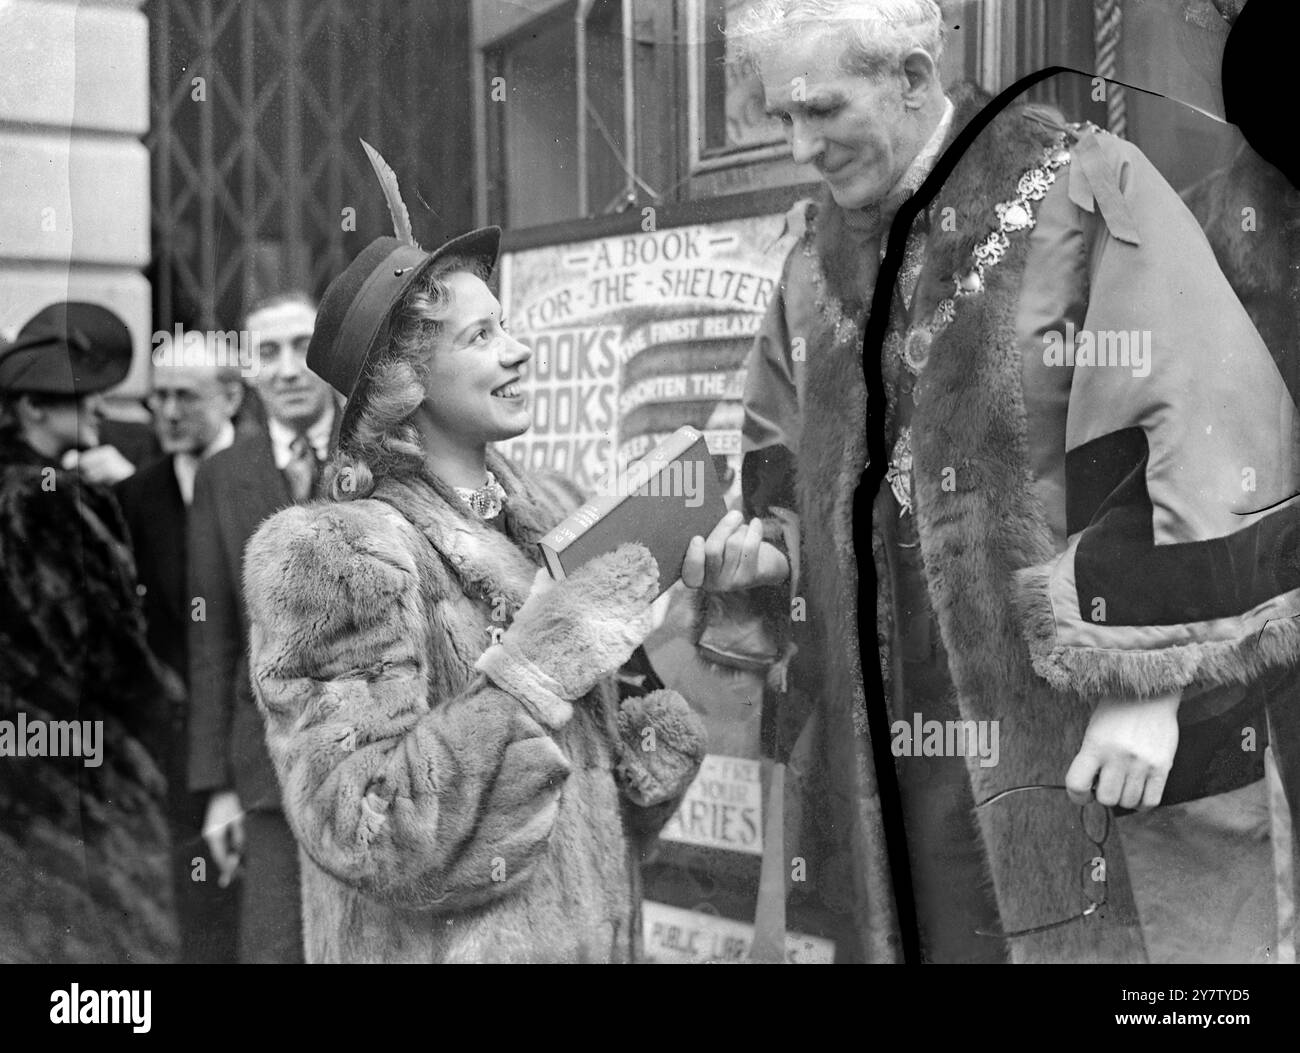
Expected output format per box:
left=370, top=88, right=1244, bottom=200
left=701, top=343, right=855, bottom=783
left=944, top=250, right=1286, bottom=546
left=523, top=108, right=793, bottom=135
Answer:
left=0, top=302, right=180, bottom=963
left=241, top=223, right=710, bottom=963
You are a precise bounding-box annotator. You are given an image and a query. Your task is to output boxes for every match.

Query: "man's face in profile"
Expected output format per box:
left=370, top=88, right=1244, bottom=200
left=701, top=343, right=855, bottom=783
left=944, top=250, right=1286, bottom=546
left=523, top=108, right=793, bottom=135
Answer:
left=762, top=27, right=914, bottom=210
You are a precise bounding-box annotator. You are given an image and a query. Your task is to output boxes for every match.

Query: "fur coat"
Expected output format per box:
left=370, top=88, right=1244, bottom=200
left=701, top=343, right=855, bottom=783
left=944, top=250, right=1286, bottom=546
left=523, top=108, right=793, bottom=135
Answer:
left=0, top=430, right=179, bottom=963
left=747, top=80, right=1300, bottom=962
left=243, top=450, right=706, bottom=963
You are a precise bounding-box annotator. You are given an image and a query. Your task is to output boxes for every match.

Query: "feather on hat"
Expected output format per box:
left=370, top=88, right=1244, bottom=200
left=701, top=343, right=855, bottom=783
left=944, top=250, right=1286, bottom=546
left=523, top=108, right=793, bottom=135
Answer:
left=306, top=140, right=500, bottom=445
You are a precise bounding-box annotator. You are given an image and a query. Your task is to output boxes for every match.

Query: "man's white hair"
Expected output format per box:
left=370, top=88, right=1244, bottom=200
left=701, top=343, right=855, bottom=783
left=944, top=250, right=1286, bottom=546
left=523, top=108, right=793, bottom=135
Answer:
left=730, top=0, right=945, bottom=80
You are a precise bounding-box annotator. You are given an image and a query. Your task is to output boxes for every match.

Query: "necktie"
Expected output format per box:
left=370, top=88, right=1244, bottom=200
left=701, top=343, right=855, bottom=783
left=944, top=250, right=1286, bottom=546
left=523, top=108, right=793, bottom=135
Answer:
left=285, top=433, right=320, bottom=503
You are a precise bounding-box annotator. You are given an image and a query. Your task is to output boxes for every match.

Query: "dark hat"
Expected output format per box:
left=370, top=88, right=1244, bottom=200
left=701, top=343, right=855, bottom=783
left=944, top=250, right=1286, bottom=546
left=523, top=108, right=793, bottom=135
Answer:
left=0, top=301, right=133, bottom=397
left=307, top=226, right=501, bottom=444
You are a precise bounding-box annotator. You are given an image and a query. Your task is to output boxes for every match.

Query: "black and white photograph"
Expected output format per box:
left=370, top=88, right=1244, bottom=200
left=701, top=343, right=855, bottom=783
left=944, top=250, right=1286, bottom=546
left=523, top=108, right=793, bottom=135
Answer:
left=0, top=0, right=1297, bottom=1013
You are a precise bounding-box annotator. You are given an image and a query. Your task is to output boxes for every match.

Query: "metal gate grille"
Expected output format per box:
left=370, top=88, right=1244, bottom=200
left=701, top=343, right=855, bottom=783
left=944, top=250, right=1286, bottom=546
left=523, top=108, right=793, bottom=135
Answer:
left=145, top=0, right=472, bottom=332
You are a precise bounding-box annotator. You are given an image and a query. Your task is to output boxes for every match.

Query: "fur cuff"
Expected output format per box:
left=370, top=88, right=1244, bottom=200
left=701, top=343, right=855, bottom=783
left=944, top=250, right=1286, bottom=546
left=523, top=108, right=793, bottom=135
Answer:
left=615, top=689, right=707, bottom=807
left=1015, top=560, right=1300, bottom=699
left=696, top=588, right=785, bottom=672
left=692, top=513, right=795, bottom=673
left=475, top=643, right=574, bottom=730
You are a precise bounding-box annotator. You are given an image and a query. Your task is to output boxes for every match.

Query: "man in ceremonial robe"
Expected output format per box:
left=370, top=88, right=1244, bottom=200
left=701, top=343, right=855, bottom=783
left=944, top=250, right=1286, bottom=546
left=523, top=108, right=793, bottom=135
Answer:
left=717, top=0, right=1300, bottom=963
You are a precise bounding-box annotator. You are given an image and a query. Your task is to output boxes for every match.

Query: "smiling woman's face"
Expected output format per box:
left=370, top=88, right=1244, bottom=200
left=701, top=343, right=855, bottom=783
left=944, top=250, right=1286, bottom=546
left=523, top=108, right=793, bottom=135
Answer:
left=418, top=270, right=533, bottom=447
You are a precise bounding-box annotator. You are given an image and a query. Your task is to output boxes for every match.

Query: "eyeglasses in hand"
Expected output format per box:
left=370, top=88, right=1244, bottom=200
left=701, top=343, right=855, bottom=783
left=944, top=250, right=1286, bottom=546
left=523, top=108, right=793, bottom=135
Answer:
left=972, top=783, right=1110, bottom=940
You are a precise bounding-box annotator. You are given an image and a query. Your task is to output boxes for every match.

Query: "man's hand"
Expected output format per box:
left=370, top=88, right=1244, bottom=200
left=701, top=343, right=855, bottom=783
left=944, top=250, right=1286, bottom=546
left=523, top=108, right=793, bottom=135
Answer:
left=681, top=509, right=790, bottom=592
left=202, top=790, right=246, bottom=888
left=1065, top=692, right=1180, bottom=810
left=63, top=445, right=136, bottom=486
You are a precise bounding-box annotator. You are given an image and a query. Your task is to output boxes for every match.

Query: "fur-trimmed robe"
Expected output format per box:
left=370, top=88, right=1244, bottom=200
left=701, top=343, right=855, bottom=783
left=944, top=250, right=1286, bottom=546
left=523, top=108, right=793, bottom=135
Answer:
left=242, top=452, right=705, bottom=963
left=748, top=80, right=1300, bottom=962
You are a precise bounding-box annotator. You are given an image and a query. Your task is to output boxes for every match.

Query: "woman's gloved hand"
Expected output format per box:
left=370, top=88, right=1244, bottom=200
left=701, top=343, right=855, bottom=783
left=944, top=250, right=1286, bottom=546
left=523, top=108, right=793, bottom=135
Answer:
left=487, top=543, right=661, bottom=704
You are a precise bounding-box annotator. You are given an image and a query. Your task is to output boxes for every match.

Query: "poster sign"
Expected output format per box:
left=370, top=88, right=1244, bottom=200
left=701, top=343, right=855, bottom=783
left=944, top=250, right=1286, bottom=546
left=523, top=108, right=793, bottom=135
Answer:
left=643, top=901, right=835, bottom=964
left=660, top=753, right=763, bottom=856
left=496, top=215, right=789, bottom=496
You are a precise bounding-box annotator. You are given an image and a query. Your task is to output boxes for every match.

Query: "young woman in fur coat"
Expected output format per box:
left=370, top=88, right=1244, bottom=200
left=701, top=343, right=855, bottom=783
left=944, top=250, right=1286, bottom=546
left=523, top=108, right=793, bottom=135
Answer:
left=240, top=228, right=716, bottom=963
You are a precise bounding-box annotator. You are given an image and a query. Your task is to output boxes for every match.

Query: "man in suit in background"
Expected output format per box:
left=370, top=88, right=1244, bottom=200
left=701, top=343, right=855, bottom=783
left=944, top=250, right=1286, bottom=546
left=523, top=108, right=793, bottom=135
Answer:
left=115, top=332, right=245, bottom=963
left=188, top=293, right=337, bottom=963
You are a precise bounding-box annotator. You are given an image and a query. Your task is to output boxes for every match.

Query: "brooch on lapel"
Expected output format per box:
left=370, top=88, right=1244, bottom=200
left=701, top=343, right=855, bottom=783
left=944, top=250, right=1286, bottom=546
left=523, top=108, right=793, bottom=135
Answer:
left=454, top=470, right=507, bottom=520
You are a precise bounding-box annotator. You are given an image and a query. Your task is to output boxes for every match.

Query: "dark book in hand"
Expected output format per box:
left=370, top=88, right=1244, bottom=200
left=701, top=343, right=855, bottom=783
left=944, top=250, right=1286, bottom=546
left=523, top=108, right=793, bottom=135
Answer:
left=539, top=426, right=728, bottom=598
